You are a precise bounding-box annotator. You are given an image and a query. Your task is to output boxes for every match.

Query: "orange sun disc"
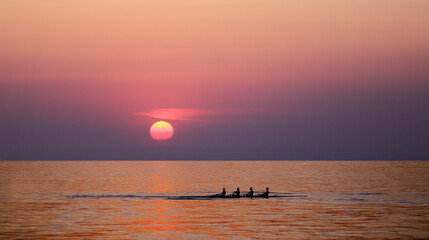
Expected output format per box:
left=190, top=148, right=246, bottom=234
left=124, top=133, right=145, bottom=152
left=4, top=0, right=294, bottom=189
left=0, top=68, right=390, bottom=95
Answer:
left=150, top=121, right=174, bottom=141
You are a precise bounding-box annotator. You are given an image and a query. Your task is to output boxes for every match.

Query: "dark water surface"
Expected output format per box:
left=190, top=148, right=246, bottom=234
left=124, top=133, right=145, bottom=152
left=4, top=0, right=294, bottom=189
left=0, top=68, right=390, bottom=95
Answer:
left=0, top=161, right=428, bottom=239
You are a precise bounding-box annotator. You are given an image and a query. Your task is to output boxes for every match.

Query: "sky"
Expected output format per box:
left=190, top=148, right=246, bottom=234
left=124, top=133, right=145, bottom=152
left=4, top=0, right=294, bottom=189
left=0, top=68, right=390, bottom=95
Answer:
left=1, top=0, right=428, bottom=160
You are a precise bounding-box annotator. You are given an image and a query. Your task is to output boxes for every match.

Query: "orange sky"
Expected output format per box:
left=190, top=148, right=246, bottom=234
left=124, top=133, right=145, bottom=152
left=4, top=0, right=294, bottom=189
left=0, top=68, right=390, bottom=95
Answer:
left=1, top=0, right=428, bottom=83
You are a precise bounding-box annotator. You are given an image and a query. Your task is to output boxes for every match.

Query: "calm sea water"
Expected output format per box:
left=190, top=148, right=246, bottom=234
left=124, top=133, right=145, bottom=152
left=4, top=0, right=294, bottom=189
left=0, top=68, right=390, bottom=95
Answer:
left=0, top=161, right=428, bottom=239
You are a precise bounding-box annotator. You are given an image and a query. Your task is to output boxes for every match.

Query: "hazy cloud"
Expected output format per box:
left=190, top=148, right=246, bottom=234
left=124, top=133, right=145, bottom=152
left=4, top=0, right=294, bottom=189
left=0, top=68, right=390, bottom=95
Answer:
left=135, top=108, right=218, bottom=121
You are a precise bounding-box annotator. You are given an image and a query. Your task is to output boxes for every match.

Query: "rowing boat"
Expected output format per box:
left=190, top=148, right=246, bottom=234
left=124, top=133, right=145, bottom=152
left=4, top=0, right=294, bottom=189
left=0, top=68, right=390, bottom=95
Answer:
left=168, top=194, right=307, bottom=200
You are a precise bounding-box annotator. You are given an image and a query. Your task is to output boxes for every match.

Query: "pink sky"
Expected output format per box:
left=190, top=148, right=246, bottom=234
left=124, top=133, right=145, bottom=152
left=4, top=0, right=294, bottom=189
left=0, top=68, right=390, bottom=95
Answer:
left=0, top=1, right=428, bottom=159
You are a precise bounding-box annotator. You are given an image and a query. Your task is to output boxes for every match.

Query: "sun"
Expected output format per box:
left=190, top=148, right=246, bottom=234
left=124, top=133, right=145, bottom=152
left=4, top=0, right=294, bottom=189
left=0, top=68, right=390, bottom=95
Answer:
left=150, top=121, right=174, bottom=141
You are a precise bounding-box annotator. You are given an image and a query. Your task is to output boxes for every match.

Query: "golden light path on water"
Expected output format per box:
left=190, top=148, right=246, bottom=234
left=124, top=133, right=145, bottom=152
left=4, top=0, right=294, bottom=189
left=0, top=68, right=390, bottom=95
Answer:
left=0, top=161, right=428, bottom=239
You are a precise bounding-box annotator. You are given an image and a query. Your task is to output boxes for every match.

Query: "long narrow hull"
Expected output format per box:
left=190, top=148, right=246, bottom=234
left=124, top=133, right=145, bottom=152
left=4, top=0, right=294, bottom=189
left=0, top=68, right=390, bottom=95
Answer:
left=168, top=194, right=306, bottom=200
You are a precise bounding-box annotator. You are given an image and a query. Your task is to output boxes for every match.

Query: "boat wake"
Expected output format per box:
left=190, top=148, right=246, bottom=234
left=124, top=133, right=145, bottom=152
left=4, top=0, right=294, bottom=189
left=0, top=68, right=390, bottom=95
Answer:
left=64, top=192, right=429, bottom=205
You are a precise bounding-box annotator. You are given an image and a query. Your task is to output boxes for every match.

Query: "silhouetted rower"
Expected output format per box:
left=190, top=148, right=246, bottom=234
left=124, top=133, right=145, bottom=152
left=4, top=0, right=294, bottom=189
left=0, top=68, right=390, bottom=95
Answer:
left=221, top=188, right=226, bottom=197
left=232, top=187, right=240, bottom=197
left=262, top=187, right=269, bottom=197
left=246, top=187, right=253, bottom=197
left=212, top=188, right=226, bottom=197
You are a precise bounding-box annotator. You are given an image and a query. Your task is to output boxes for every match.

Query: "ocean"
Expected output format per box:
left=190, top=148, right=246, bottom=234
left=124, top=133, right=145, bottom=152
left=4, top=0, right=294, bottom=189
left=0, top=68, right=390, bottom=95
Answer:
left=0, top=161, right=428, bottom=239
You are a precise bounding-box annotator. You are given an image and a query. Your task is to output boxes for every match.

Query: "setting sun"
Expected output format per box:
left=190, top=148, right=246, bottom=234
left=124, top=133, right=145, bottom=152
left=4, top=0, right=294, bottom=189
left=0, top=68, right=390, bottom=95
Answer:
left=150, top=121, right=174, bottom=141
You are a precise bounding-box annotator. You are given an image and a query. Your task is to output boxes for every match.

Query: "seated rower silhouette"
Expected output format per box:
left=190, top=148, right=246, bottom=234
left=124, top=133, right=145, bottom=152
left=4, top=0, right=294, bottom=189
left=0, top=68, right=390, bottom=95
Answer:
left=245, top=187, right=254, bottom=197
left=257, top=187, right=269, bottom=197
left=232, top=187, right=240, bottom=197
left=262, top=187, right=269, bottom=197
left=212, top=188, right=226, bottom=197
left=220, top=188, right=226, bottom=197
